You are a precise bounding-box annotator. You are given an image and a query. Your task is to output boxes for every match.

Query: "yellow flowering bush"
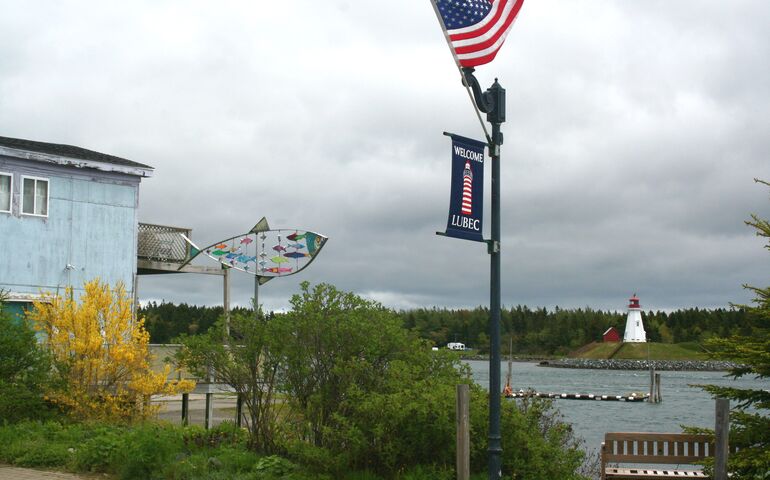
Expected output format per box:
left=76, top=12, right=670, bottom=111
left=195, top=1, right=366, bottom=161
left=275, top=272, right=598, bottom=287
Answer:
left=29, top=279, right=194, bottom=421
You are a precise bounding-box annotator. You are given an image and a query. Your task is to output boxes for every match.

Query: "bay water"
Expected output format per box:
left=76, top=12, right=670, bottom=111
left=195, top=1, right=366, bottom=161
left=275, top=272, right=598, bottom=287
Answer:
left=465, top=360, right=768, bottom=451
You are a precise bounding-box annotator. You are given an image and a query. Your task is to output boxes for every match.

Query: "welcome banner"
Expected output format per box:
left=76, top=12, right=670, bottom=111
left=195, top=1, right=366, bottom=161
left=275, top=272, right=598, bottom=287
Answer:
left=444, top=133, right=485, bottom=242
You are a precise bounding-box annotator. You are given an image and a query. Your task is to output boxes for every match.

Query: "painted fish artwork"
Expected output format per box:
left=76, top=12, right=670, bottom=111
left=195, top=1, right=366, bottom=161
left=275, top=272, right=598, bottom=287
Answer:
left=265, top=267, right=292, bottom=273
left=179, top=222, right=327, bottom=284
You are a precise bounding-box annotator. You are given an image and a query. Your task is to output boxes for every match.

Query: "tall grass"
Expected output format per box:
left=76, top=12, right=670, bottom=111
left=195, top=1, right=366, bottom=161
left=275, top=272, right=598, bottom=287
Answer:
left=0, top=420, right=475, bottom=479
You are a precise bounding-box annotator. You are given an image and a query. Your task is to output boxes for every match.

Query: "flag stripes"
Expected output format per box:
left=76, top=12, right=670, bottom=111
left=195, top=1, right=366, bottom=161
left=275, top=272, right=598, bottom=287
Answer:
left=434, top=0, right=525, bottom=68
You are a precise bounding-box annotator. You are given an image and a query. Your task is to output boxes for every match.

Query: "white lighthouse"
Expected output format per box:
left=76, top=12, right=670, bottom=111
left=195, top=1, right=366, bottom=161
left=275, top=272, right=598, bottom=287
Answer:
left=623, top=294, right=647, bottom=342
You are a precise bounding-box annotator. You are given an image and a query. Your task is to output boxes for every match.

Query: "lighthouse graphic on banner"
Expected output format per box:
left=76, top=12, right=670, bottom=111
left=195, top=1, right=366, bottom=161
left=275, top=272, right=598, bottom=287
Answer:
left=461, top=161, right=473, bottom=215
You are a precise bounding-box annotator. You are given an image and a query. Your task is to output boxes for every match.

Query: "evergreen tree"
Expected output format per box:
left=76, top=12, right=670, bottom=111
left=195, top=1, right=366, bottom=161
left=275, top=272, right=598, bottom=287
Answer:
left=0, top=292, right=54, bottom=422
left=698, top=179, right=770, bottom=477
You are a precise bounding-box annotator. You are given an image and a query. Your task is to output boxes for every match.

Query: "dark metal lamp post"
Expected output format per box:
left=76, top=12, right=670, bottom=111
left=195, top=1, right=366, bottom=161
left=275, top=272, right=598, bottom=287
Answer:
left=462, top=66, right=506, bottom=480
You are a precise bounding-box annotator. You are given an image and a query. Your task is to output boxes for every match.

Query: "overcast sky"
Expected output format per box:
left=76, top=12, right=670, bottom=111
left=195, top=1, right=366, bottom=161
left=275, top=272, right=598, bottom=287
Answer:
left=1, top=0, right=768, bottom=313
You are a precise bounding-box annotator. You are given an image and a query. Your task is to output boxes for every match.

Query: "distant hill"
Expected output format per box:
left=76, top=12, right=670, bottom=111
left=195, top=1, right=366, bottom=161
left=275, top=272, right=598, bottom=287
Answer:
left=574, top=341, right=708, bottom=361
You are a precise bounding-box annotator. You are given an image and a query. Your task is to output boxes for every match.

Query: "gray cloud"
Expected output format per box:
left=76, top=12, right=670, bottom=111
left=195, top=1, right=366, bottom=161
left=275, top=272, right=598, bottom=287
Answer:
left=1, top=0, right=768, bottom=314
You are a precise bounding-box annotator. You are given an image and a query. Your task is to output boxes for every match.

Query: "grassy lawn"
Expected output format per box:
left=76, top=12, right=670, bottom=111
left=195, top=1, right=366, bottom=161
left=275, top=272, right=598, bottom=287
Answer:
left=575, top=342, right=708, bottom=360
left=578, top=342, right=622, bottom=359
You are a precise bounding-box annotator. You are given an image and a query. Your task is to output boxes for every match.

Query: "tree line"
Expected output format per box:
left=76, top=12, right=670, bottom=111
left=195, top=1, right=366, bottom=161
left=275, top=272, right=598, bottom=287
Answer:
left=400, top=305, right=751, bottom=355
left=141, top=300, right=752, bottom=355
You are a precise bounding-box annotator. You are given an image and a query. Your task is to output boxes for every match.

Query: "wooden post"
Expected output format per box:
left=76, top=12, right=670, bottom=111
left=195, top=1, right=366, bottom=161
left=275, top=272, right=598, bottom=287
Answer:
left=655, top=373, right=662, bottom=402
left=714, top=398, right=729, bottom=480
left=456, top=384, right=470, bottom=480
left=236, top=394, right=243, bottom=428
left=649, top=364, right=656, bottom=403
left=205, top=365, right=214, bottom=429
left=181, top=393, right=189, bottom=426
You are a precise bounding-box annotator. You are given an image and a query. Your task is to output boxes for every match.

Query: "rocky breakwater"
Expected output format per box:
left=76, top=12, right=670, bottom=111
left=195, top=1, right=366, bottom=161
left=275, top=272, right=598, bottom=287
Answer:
left=539, top=358, right=738, bottom=371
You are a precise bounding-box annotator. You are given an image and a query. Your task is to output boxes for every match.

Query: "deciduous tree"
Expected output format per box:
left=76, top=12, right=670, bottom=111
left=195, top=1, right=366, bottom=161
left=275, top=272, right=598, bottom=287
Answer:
left=271, top=282, right=409, bottom=448
left=176, top=311, right=283, bottom=452
left=29, top=279, right=194, bottom=421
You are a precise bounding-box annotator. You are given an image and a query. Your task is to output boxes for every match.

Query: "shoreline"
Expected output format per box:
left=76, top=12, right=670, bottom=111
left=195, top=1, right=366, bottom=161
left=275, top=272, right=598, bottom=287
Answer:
left=460, top=354, right=555, bottom=362
left=461, top=356, right=738, bottom=371
left=538, top=358, right=738, bottom=371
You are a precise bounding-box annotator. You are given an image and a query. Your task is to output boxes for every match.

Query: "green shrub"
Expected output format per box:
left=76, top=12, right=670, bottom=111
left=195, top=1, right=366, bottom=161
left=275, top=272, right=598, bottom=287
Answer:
left=253, top=454, right=298, bottom=476
left=0, top=420, right=91, bottom=468
left=213, top=447, right=262, bottom=474
left=163, top=452, right=210, bottom=480
left=284, top=439, right=345, bottom=475
left=115, top=423, right=184, bottom=480
left=12, top=443, right=72, bottom=468
left=72, top=424, right=127, bottom=472
left=488, top=398, right=585, bottom=480
left=184, top=421, right=248, bottom=450
left=398, top=464, right=454, bottom=480
left=342, top=471, right=384, bottom=480
left=0, top=299, right=56, bottom=423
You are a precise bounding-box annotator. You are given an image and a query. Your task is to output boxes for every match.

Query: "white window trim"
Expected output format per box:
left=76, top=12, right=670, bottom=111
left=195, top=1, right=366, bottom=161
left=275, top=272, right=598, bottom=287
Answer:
left=0, top=171, right=11, bottom=214
left=20, top=175, right=49, bottom=217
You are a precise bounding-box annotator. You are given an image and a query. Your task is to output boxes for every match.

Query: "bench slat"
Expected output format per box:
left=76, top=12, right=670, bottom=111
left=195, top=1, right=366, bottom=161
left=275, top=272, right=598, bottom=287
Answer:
left=605, top=467, right=707, bottom=478
left=645, top=440, right=655, bottom=456
left=605, top=454, right=709, bottom=464
left=605, top=433, right=709, bottom=443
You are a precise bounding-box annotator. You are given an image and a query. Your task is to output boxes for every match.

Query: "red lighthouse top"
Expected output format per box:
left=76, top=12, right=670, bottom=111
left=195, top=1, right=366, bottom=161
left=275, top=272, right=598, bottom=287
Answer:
left=628, top=294, right=641, bottom=309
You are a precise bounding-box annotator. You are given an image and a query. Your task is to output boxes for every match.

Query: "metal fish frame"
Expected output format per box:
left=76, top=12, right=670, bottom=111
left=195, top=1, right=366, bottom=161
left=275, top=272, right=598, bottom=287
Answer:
left=179, top=227, right=327, bottom=284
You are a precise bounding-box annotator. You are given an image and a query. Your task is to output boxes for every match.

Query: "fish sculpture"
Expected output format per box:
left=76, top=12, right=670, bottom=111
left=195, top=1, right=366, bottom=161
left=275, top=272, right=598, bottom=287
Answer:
left=179, top=218, right=327, bottom=284
left=265, top=267, right=292, bottom=273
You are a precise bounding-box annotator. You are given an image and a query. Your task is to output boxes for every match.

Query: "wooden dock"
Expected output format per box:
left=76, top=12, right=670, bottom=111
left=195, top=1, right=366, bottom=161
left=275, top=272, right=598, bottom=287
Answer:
left=506, top=391, right=649, bottom=402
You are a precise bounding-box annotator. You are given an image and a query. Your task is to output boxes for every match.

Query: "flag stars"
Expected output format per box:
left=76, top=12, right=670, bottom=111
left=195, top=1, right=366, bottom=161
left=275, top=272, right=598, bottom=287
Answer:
left=437, top=0, right=493, bottom=30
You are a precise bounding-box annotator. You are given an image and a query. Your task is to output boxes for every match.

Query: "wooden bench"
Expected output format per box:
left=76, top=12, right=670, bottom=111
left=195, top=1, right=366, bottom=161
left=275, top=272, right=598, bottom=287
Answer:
left=601, top=432, right=713, bottom=479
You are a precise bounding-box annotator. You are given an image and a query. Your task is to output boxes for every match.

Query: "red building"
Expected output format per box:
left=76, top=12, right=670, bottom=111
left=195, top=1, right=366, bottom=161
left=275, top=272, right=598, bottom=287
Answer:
left=603, top=326, right=621, bottom=342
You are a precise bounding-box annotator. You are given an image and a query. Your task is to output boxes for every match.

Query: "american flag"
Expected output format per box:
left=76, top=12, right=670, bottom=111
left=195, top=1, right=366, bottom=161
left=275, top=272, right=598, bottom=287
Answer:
left=433, top=0, right=525, bottom=68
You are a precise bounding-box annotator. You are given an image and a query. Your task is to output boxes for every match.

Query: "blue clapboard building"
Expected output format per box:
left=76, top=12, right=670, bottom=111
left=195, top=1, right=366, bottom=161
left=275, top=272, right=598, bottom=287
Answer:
left=0, top=136, right=153, bottom=318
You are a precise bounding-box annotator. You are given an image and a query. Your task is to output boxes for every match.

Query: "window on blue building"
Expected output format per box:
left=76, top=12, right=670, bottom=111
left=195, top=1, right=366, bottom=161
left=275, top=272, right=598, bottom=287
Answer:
left=0, top=172, right=11, bottom=213
left=21, top=176, right=48, bottom=216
